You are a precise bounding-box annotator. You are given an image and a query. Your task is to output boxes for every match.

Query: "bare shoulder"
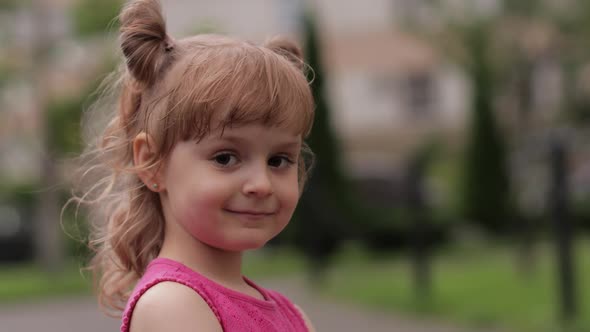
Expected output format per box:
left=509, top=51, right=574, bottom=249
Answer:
left=129, top=281, right=222, bottom=332
left=294, top=303, right=316, bottom=332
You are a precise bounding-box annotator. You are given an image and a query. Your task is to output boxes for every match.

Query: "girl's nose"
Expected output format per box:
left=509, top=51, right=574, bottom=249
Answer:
left=242, top=165, right=273, bottom=197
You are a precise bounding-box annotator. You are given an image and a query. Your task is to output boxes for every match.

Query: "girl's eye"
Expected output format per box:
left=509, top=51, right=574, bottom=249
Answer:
left=268, top=155, right=295, bottom=169
left=213, top=153, right=238, bottom=167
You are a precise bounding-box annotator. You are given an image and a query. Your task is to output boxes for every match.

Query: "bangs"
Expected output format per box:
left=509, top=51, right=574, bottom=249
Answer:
left=159, top=37, right=314, bottom=145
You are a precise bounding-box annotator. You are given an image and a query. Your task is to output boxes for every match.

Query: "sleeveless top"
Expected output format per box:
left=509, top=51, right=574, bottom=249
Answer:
left=121, top=257, right=308, bottom=332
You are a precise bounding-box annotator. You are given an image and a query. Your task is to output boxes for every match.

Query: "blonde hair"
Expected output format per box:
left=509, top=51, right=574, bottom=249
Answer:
left=69, top=0, right=314, bottom=316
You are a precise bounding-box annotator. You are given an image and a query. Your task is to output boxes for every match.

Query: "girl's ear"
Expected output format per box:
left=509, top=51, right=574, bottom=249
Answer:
left=133, top=132, right=165, bottom=192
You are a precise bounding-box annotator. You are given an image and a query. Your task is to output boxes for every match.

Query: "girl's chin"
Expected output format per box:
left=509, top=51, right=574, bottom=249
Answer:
left=212, top=239, right=271, bottom=252
left=227, top=242, right=268, bottom=252
left=201, top=239, right=269, bottom=252
left=219, top=230, right=279, bottom=251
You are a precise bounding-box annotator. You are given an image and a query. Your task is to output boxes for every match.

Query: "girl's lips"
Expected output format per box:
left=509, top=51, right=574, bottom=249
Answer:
left=223, top=209, right=275, bottom=216
left=223, top=209, right=276, bottom=225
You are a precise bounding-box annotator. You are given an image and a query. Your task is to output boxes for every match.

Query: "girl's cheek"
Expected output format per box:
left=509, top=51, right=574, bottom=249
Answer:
left=283, top=181, right=301, bottom=211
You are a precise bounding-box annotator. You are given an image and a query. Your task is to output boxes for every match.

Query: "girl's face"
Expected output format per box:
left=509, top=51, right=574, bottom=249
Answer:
left=159, top=123, right=302, bottom=251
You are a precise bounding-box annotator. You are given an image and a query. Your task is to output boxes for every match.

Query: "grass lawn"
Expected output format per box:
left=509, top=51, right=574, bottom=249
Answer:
left=322, top=239, right=590, bottom=332
left=244, top=247, right=306, bottom=278
left=0, top=261, right=92, bottom=303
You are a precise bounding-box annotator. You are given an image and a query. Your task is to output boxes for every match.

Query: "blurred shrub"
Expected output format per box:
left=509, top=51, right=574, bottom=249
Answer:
left=357, top=206, right=451, bottom=253
left=47, top=96, right=84, bottom=155
left=344, top=173, right=453, bottom=253
left=71, top=0, right=122, bottom=37
left=572, top=198, right=590, bottom=232
left=0, top=182, right=37, bottom=207
left=0, top=60, right=16, bottom=89
left=0, top=183, right=90, bottom=262
left=47, top=55, right=117, bottom=155
left=59, top=192, right=90, bottom=261
left=566, top=92, right=590, bottom=125
left=0, top=182, right=37, bottom=262
left=0, top=0, right=25, bottom=10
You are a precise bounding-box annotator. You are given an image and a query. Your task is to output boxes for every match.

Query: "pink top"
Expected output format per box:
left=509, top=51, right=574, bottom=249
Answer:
left=121, top=257, right=308, bottom=332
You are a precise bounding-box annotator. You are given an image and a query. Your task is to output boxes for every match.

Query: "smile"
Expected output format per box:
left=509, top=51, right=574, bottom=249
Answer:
left=223, top=209, right=275, bottom=216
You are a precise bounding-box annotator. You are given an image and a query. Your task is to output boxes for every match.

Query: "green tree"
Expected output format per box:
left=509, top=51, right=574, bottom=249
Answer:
left=289, top=11, right=352, bottom=282
left=461, top=23, right=512, bottom=233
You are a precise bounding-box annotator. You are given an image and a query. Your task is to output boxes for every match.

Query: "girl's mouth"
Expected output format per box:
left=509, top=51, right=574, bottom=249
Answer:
left=224, top=209, right=275, bottom=216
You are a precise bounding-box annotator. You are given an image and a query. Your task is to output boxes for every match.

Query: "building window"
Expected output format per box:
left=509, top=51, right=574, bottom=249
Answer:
left=404, top=71, right=434, bottom=116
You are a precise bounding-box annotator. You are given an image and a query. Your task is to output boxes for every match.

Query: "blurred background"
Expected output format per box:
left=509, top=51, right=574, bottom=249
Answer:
left=2, top=0, right=590, bottom=331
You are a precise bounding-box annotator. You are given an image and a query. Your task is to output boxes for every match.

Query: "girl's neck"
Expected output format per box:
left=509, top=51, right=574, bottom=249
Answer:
left=158, top=225, right=245, bottom=288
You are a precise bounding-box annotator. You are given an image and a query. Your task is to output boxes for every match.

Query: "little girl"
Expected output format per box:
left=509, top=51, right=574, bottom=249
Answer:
left=72, top=1, right=316, bottom=331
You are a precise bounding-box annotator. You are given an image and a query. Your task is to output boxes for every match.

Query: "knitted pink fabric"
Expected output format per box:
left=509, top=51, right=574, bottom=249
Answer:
left=121, top=258, right=308, bottom=332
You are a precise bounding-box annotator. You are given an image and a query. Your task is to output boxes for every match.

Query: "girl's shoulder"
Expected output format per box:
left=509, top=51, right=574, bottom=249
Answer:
left=121, top=258, right=223, bottom=332
left=128, top=281, right=222, bottom=332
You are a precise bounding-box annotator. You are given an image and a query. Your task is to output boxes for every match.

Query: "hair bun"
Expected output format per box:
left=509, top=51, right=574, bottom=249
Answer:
left=119, top=0, right=173, bottom=86
left=265, top=36, right=305, bottom=71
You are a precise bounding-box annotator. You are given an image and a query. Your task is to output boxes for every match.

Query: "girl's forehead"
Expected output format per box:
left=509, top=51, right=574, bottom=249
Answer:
left=214, top=123, right=302, bottom=141
left=205, top=109, right=304, bottom=135
left=206, top=122, right=302, bottom=143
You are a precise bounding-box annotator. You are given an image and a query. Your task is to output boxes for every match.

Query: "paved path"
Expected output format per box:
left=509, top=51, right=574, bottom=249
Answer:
left=0, top=278, right=495, bottom=332
left=0, top=296, right=120, bottom=332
